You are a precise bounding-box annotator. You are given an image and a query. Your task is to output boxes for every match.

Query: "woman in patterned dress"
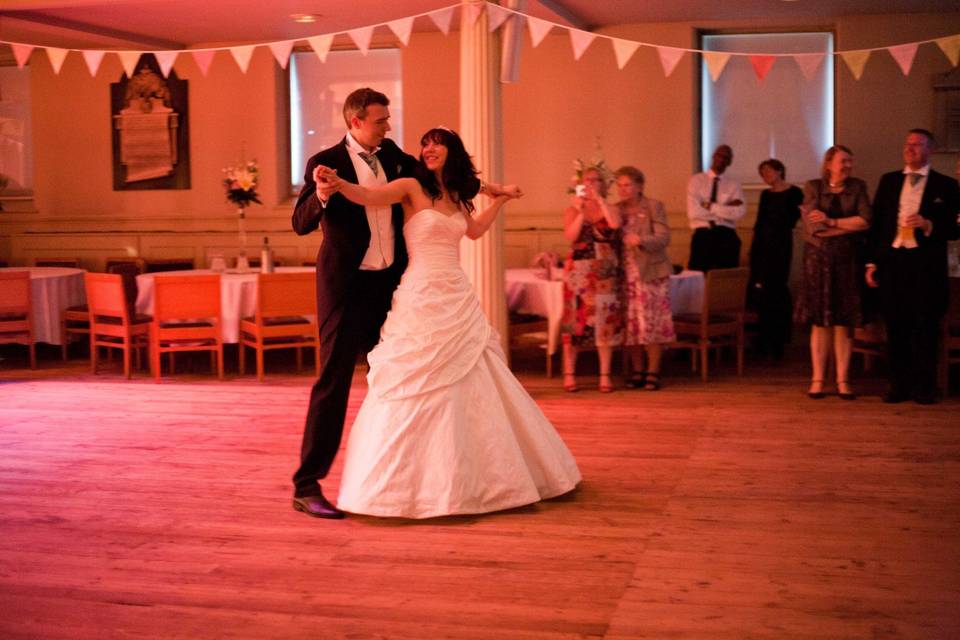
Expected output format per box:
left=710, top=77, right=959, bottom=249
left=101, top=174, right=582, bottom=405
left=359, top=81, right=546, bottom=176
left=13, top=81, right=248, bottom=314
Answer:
left=561, top=167, right=622, bottom=392
left=616, top=166, right=675, bottom=391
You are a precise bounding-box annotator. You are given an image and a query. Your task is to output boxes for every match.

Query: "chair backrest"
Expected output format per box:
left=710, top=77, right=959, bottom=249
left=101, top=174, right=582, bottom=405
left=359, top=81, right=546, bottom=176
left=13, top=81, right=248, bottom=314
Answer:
left=107, top=261, right=145, bottom=311
left=144, top=258, right=195, bottom=273
left=34, top=258, right=80, bottom=268
left=0, top=271, right=31, bottom=315
left=256, top=272, right=317, bottom=319
left=105, top=257, right=146, bottom=273
left=84, top=272, right=130, bottom=320
left=704, top=267, right=749, bottom=317
left=153, top=274, right=221, bottom=322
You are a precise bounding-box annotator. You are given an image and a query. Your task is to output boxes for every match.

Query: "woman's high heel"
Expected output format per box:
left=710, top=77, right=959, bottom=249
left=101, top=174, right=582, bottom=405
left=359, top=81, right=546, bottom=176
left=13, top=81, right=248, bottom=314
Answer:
left=563, top=371, right=579, bottom=393
left=599, top=373, right=614, bottom=393
left=837, top=380, right=856, bottom=401
left=808, top=379, right=825, bottom=399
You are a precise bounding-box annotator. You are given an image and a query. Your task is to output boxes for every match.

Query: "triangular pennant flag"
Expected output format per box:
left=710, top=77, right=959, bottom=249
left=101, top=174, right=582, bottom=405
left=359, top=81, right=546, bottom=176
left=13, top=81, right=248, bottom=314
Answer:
left=526, top=16, right=553, bottom=48
left=307, top=35, right=334, bottom=63
left=46, top=47, right=69, bottom=75
left=154, top=50, right=178, bottom=77
left=611, top=38, right=640, bottom=70
left=11, top=44, right=34, bottom=69
left=487, top=4, right=511, bottom=32
left=268, top=41, right=294, bottom=68
left=569, top=29, right=596, bottom=61
left=748, top=54, right=776, bottom=82
left=117, top=51, right=141, bottom=78
left=229, top=45, right=256, bottom=73
left=388, top=16, right=414, bottom=46
left=840, top=49, right=871, bottom=80
left=348, top=26, right=374, bottom=55
left=429, top=6, right=455, bottom=35
left=936, top=35, right=960, bottom=67
left=191, top=50, right=216, bottom=76
left=81, top=50, right=105, bottom=76
left=462, top=2, right=483, bottom=27
left=888, top=43, right=918, bottom=76
left=656, top=46, right=685, bottom=77
left=703, top=51, right=731, bottom=82
left=794, top=53, right=825, bottom=81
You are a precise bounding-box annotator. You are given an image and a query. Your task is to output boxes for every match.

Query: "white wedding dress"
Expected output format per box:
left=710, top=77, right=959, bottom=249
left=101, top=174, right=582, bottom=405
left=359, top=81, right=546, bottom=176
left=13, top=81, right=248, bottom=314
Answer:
left=337, top=209, right=581, bottom=518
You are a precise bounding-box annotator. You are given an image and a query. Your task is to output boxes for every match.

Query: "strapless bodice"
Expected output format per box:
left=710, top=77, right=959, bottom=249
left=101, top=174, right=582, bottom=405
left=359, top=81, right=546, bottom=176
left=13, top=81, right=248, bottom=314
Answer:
left=403, top=209, right=466, bottom=273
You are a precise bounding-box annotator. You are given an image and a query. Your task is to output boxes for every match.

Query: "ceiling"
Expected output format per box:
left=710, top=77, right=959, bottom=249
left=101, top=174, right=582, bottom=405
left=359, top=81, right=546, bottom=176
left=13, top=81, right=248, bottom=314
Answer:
left=0, top=0, right=955, bottom=51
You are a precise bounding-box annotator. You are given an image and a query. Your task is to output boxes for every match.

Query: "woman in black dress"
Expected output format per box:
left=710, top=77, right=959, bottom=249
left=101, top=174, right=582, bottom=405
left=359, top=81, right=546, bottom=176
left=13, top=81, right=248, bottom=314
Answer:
left=748, top=159, right=802, bottom=359
left=795, top=145, right=871, bottom=400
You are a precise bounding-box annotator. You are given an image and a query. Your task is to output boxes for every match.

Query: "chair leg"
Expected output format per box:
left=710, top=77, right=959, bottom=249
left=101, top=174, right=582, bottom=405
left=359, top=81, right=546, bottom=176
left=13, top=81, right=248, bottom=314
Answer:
left=29, top=340, right=36, bottom=369
left=296, top=347, right=303, bottom=372
left=737, top=333, right=744, bottom=376
left=700, top=339, right=709, bottom=382
left=314, top=344, right=320, bottom=377
left=217, top=344, right=224, bottom=380
left=238, top=342, right=246, bottom=376
left=123, top=339, right=132, bottom=379
left=90, top=333, right=98, bottom=374
left=256, top=346, right=264, bottom=382
left=61, top=321, right=68, bottom=361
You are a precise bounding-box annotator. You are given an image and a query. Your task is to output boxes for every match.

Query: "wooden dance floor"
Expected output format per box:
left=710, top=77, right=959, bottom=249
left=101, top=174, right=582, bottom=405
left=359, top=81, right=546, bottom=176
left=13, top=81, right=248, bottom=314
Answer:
left=1, top=351, right=958, bottom=639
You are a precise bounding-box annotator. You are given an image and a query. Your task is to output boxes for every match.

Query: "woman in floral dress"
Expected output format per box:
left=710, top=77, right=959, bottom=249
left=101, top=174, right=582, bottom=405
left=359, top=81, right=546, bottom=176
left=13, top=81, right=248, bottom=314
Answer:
left=616, top=166, right=675, bottom=390
left=561, top=167, right=623, bottom=392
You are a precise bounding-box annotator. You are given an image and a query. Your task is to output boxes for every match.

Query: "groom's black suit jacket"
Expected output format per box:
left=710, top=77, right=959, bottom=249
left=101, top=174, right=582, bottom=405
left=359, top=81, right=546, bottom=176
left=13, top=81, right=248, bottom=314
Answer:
left=291, top=136, right=417, bottom=328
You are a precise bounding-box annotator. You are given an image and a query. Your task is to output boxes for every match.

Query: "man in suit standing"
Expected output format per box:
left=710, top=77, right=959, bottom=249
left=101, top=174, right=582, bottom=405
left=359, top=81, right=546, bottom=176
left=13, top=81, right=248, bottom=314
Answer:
left=866, top=129, right=960, bottom=404
left=686, top=144, right=746, bottom=272
left=290, top=88, right=418, bottom=517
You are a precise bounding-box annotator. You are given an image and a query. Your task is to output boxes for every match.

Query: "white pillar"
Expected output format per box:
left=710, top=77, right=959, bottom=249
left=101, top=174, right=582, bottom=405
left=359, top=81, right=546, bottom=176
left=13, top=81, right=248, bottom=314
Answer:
left=459, top=0, right=508, bottom=348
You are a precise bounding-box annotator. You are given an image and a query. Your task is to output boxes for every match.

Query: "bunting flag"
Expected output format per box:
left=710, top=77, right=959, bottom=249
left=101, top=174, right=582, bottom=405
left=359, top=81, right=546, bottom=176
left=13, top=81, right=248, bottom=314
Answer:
left=840, top=49, right=871, bottom=80
left=611, top=38, right=639, bottom=70
left=748, top=54, right=776, bottom=82
left=81, top=50, right=105, bottom=76
left=117, top=51, right=141, bottom=78
left=569, top=29, right=596, bottom=61
left=347, top=26, right=374, bottom=55
left=155, top=50, right=178, bottom=77
left=429, top=6, right=455, bottom=35
left=936, top=35, right=960, bottom=66
left=656, top=46, right=685, bottom=77
left=388, top=16, right=414, bottom=46
left=486, top=4, right=511, bottom=33
left=191, top=50, right=216, bottom=76
left=229, top=45, right=256, bottom=73
left=11, top=44, right=33, bottom=69
left=794, top=53, right=825, bottom=81
left=462, top=2, right=484, bottom=27
left=307, top=35, right=334, bottom=63
left=703, top=51, right=731, bottom=82
left=526, top=16, right=553, bottom=48
left=888, top=43, right=918, bottom=76
left=46, top=47, right=69, bottom=74
left=268, top=41, right=294, bottom=68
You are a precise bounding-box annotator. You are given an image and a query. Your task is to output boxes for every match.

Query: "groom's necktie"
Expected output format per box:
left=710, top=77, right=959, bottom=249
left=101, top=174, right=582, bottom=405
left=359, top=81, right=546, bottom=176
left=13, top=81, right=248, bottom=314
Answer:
left=358, top=151, right=379, bottom=177
left=907, top=172, right=922, bottom=187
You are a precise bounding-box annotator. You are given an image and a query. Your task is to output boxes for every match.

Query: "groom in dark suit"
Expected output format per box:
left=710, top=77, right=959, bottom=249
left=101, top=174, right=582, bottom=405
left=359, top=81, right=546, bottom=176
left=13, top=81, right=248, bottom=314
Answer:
left=866, top=129, right=960, bottom=404
left=291, top=88, right=417, bottom=517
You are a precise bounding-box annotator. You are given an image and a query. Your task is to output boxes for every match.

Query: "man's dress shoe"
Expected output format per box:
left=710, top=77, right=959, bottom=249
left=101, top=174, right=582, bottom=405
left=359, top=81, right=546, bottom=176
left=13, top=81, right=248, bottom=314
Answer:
left=882, top=389, right=910, bottom=404
left=292, top=492, right=345, bottom=519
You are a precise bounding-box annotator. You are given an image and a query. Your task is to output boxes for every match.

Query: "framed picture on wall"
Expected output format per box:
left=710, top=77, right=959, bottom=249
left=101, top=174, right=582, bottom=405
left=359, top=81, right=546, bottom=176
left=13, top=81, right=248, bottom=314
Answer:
left=110, top=54, right=190, bottom=190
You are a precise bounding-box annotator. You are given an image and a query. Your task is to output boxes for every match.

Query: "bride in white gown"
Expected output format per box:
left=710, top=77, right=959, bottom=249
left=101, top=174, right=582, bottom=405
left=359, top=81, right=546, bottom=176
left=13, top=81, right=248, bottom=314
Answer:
left=316, top=127, right=580, bottom=519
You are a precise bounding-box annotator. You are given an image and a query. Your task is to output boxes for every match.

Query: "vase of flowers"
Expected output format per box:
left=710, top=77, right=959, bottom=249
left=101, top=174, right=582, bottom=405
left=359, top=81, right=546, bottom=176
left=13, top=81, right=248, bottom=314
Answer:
left=223, top=160, right=262, bottom=269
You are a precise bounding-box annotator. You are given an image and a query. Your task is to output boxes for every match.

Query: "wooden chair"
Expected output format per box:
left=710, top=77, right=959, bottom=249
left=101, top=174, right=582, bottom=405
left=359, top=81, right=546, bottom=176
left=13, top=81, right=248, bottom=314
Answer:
left=150, top=274, right=224, bottom=382
left=60, top=304, right=90, bottom=360
left=105, top=256, right=146, bottom=273
left=0, top=271, right=36, bottom=368
left=672, top=267, right=749, bottom=382
left=144, top=258, right=195, bottom=273
left=84, top=272, right=151, bottom=379
left=239, top=272, right=319, bottom=381
left=939, top=278, right=960, bottom=394
left=34, top=257, right=80, bottom=268
left=508, top=312, right=552, bottom=377
left=107, top=260, right=145, bottom=312
left=853, top=323, right=886, bottom=372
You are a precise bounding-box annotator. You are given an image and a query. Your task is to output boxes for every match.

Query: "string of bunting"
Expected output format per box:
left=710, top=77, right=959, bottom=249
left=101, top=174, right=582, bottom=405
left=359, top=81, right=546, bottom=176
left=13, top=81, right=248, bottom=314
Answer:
left=2, top=1, right=958, bottom=81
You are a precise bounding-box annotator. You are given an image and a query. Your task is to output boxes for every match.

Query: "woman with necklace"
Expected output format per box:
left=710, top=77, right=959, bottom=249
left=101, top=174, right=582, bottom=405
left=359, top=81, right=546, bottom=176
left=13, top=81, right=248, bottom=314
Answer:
left=795, top=145, right=872, bottom=400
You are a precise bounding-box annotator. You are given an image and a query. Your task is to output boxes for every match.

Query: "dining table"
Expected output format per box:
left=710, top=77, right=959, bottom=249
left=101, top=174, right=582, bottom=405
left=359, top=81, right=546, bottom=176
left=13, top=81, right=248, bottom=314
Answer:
left=0, top=266, right=87, bottom=345
left=505, top=267, right=705, bottom=356
left=135, top=266, right=315, bottom=343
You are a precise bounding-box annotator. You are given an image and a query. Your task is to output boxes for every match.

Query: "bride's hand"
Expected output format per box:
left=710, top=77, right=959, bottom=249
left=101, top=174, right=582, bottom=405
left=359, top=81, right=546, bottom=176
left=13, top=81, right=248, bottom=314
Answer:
left=498, top=184, right=523, bottom=199
left=313, top=165, right=342, bottom=195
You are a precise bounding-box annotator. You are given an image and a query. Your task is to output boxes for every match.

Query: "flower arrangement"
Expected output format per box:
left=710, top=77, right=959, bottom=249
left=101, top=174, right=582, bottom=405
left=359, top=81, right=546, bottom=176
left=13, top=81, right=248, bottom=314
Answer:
left=223, top=160, right=262, bottom=215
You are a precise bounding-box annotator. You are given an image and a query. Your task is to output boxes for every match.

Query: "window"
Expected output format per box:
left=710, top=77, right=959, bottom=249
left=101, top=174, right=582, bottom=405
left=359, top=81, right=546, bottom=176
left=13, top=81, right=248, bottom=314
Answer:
left=0, top=63, right=34, bottom=202
left=289, top=48, right=403, bottom=191
left=701, top=32, right=833, bottom=185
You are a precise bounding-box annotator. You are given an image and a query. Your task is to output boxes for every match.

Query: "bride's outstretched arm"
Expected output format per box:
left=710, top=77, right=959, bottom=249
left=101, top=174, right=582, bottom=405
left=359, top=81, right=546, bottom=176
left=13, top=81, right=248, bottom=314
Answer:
left=314, top=165, right=416, bottom=207
left=464, top=189, right=522, bottom=240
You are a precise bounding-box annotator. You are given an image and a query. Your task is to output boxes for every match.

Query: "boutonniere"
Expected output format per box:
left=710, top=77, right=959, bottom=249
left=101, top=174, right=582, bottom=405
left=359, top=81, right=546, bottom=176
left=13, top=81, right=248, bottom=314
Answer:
left=933, top=197, right=944, bottom=204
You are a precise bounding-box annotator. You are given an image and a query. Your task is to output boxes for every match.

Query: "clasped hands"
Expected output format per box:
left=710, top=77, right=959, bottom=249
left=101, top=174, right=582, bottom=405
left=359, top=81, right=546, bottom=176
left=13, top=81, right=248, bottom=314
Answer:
left=700, top=198, right=742, bottom=209
left=313, top=165, right=343, bottom=202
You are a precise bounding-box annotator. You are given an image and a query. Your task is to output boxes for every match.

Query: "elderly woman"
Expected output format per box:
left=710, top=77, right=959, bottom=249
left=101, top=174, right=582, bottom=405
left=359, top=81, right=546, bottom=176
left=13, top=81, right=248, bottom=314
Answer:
left=795, top=145, right=871, bottom=400
left=561, top=166, right=622, bottom=393
left=616, top=166, right=674, bottom=390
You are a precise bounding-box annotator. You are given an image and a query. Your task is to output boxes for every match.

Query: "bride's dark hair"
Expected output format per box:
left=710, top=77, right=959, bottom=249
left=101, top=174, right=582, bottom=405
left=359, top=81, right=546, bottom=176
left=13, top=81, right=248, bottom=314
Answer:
left=414, top=128, right=482, bottom=214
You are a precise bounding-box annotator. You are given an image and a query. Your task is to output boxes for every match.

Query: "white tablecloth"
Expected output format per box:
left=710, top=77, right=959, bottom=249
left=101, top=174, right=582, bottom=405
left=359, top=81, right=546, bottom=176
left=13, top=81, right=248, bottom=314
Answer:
left=136, top=267, right=314, bottom=343
left=1, top=267, right=86, bottom=345
left=505, top=268, right=705, bottom=354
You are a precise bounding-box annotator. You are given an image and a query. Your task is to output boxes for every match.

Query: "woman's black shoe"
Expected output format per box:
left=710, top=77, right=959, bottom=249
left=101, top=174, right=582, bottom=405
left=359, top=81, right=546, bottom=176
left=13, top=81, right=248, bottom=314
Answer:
left=626, top=372, right=647, bottom=389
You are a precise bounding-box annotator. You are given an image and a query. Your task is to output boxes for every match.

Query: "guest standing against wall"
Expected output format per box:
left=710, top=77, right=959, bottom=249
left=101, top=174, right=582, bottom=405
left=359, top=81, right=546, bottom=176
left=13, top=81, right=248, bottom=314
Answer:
left=686, top=144, right=746, bottom=272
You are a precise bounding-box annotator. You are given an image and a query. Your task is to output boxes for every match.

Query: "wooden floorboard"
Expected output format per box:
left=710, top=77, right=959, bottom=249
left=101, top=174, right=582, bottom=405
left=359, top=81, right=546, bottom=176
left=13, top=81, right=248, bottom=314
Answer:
left=1, top=346, right=958, bottom=639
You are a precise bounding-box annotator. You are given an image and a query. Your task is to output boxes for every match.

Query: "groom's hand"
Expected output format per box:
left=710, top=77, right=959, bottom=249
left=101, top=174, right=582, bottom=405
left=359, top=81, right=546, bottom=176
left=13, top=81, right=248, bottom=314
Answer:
left=313, top=166, right=340, bottom=202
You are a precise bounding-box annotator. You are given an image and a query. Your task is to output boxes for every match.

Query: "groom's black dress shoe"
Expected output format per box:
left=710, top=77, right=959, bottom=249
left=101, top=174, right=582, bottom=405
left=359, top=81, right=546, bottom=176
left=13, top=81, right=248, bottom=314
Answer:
left=292, top=492, right=345, bottom=519
left=882, top=389, right=910, bottom=404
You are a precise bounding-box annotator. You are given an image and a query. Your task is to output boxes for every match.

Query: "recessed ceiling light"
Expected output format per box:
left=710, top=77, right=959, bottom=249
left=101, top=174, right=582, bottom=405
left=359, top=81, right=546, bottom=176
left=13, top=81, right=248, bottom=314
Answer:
left=290, top=13, right=321, bottom=23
